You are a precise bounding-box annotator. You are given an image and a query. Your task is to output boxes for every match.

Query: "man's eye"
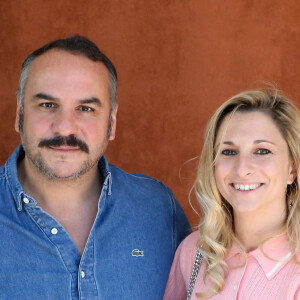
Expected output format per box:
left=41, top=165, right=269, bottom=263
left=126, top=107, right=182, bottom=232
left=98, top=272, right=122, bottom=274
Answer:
left=79, top=106, right=93, bottom=112
left=256, top=149, right=271, bottom=155
left=41, top=103, right=55, bottom=108
left=221, top=149, right=236, bottom=156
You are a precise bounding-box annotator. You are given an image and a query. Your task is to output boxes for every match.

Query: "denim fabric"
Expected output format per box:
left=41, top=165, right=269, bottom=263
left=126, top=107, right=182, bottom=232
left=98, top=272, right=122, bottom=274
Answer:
left=0, top=146, right=191, bottom=299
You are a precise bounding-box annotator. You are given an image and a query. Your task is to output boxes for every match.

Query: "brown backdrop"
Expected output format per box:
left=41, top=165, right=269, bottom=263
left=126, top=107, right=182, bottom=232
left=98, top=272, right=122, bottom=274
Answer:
left=1, top=0, right=300, bottom=227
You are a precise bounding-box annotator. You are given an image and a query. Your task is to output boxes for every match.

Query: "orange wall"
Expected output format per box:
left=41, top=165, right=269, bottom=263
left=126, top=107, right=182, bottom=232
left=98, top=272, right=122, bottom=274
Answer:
left=1, top=1, right=300, bottom=226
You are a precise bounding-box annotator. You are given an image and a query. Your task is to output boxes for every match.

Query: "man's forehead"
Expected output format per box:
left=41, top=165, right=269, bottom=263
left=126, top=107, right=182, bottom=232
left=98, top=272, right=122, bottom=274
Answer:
left=28, top=49, right=108, bottom=76
left=23, top=49, right=110, bottom=102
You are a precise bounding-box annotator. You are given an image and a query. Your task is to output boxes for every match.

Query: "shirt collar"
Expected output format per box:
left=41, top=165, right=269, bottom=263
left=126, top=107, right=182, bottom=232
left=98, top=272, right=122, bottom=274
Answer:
left=98, top=153, right=113, bottom=195
left=5, top=145, right=25, bottom=211
left=226, top=233, right=294, bottom=280
left=5, top=145, right=113, bottom=211
left=249, top=233, right=293, bottom=279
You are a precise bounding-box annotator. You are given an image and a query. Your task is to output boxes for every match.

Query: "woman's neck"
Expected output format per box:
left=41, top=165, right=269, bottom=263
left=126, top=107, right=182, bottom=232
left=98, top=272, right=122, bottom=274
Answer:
left=234, top=207, right=287, bottom=252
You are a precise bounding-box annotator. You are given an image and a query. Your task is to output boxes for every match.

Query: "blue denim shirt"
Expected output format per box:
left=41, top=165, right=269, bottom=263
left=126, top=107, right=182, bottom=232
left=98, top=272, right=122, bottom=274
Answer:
left=0, top=146, right=191, bottom=299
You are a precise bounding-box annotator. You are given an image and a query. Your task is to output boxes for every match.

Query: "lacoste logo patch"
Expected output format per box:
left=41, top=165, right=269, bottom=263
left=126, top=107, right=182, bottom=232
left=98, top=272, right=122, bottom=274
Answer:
left=131, top=249, right=144, bottom=257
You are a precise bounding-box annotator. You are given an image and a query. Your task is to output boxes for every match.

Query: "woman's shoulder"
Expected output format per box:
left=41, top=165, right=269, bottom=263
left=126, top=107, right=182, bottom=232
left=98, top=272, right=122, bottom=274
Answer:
left=180, top=230, right=199, bottom=251
left=177, top=231, right=201, bottom=280
left=163, top=230, right=201, bottom=300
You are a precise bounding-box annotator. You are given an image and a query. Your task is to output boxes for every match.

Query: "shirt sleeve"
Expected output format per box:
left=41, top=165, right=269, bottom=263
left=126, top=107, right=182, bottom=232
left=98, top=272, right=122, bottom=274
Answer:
left=174, top=203, right=192, bottom=247
left=167, top=187, right=192, bottom=251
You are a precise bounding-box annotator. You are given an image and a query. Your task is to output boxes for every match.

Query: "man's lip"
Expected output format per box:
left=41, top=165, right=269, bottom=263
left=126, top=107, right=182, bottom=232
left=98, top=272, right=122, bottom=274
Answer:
left=48, top=146, right=80, bottom=151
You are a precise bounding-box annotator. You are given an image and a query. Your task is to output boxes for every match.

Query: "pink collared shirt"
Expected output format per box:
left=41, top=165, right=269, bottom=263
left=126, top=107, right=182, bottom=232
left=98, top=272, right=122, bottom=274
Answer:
left=164, top=231, right=300, bottom=299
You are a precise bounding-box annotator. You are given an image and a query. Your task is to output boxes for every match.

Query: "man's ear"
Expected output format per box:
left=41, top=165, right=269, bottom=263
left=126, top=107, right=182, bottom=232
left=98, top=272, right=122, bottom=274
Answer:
left=109, top=104, right=118, bottom=141
left=15, top=106, right=21, bottom=133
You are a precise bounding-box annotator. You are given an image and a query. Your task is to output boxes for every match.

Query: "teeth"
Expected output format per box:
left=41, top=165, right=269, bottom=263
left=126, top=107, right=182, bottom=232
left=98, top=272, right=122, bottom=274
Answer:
left=233, top=183, right=261, bottom=191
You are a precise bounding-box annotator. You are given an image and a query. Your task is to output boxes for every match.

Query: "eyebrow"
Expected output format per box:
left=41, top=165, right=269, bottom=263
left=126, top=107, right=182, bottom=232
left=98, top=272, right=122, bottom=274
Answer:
left=32, top=93, right=59, bottom=101
left=32, top=93, right=102, bottom=107
left=218, top=139, right=276, bottom=147
left=78, top=97, right=102, bottom=107
left=253, top=139, right=275, bottom=145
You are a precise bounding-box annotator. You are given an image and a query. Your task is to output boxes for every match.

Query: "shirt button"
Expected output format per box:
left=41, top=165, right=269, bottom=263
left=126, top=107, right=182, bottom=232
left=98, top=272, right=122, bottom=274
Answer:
left=234, top=285, right=238, bottom=290
left=81, top=271, right=85, bottom=278
left=51, top=228, right=58, bottom=235
left=23, top=197, right=29, bottom=204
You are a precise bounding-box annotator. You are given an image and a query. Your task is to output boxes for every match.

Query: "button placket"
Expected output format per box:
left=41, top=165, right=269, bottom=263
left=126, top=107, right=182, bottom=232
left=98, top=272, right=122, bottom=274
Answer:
left=77, top=228, right=98, bottom=298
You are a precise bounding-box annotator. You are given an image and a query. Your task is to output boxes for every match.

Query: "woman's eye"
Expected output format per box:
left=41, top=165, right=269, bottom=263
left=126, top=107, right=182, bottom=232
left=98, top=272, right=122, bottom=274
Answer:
left=256, top=148, right=271, bottom=155
left=221, top=149, right=236, bottom=156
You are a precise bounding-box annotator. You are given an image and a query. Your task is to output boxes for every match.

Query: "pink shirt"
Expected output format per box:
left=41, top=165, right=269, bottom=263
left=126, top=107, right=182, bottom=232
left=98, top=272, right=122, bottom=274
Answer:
left=164, top=231, right=300, bottom=299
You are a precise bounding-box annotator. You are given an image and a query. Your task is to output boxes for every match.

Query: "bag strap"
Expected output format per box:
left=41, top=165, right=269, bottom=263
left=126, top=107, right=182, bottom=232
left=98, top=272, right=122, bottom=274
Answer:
left=186, top=247, right=203, bottom=300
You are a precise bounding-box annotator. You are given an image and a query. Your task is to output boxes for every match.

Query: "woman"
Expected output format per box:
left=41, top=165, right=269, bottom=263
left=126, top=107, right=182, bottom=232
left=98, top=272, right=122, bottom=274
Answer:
left=164, top=89, right=300, bottom=299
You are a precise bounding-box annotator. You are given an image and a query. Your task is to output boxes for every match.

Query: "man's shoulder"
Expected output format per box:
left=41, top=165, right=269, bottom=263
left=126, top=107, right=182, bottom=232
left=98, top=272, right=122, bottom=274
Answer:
left=107, top=163, right=180, bottom=214
left=0, top=162, right=7, bottom=180
left=109, top=163, right=171, bottom=194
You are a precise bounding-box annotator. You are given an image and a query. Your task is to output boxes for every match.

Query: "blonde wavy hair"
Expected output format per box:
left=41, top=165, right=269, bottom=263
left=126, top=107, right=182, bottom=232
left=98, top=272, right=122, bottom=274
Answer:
left=194, top=89, right=300, bottom=298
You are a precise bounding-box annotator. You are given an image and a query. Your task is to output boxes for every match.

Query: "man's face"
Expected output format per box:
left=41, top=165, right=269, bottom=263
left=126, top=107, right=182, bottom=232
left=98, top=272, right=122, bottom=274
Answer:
left=15, top=49, right=117, bottom=180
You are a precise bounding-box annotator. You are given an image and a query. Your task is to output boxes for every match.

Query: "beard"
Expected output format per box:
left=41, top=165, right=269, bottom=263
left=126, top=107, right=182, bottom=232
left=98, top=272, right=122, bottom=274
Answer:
left=21, top=134, right=108, bottom=181
left=25, top=149, right=99, bottom=181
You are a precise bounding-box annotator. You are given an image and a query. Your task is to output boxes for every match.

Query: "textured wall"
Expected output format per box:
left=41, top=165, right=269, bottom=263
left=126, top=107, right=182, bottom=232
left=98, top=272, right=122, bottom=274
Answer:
left=1, top=1, right=300, bottom=226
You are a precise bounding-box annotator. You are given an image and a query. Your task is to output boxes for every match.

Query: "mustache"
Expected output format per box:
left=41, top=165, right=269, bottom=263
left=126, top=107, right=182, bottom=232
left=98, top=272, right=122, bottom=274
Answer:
left=38, top=135, right=89, bottom=153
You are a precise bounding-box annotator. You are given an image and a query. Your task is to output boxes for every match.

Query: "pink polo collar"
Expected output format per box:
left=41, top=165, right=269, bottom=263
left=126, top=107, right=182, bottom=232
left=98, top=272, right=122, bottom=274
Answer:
left=226, top=233, right=298, bottom=280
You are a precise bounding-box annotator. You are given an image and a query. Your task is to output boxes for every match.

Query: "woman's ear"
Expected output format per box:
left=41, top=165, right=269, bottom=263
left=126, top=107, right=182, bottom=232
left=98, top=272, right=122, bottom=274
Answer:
left=287, top=161, right=297, bottom=185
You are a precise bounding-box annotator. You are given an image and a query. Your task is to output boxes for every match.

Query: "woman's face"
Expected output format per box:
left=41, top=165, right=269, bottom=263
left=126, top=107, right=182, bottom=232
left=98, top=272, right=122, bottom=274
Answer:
left=214, top=111, right=295, bottom=216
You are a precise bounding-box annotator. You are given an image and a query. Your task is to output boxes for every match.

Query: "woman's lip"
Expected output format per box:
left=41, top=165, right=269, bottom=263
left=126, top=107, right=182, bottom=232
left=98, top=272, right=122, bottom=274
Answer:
left=230, top=183, right=263, bottom=191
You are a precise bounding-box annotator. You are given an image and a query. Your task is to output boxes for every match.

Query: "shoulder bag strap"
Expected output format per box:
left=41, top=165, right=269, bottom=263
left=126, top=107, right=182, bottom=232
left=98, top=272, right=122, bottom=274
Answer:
left=186, top=247, right=203, bottom=300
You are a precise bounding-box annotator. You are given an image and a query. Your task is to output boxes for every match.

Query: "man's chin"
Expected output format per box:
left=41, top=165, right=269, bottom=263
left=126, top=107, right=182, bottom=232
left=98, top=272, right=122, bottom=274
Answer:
left=35, top=164, right=93, bottom=181
left=25, top=150, right=99, bottom=181
left=42, top=171, right=85, bottom=181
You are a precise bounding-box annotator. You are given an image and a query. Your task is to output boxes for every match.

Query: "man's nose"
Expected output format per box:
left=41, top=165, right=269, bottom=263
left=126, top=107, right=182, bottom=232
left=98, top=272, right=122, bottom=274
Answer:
left=51, top=110, right=79, bottom=136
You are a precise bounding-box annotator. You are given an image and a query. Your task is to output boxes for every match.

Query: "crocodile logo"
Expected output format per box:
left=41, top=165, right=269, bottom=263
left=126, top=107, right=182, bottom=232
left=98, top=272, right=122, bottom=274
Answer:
left=131, top=249, right=144, bottom=257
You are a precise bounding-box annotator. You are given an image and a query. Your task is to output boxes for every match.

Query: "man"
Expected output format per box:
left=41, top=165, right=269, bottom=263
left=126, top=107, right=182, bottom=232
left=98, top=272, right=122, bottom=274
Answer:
left=0, top=35, right=190, bottom=299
